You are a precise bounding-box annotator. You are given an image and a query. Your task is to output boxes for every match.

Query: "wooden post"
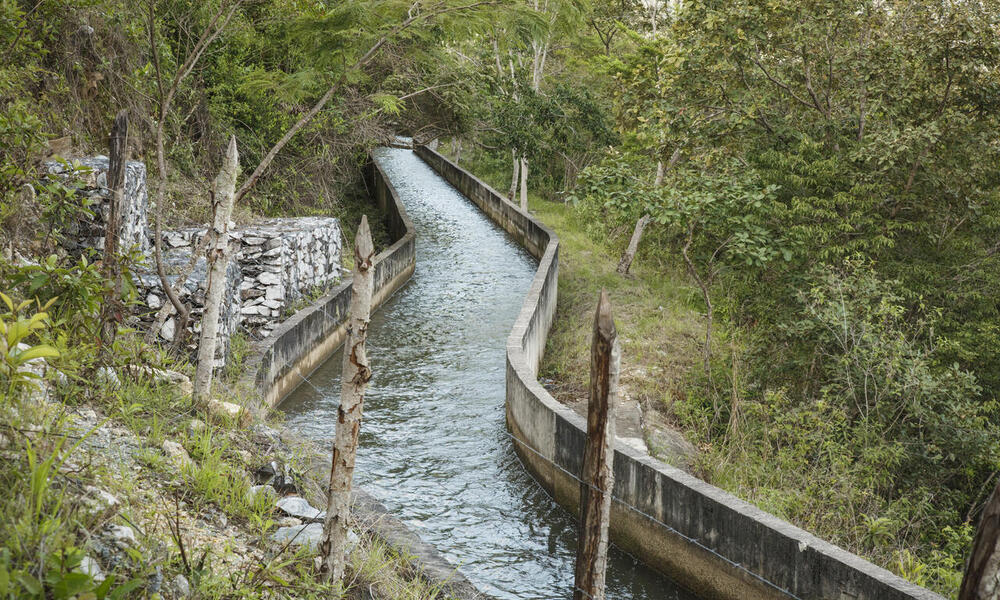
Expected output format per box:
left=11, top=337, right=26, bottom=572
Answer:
left=99, top=110, right=128, bottom=353
left=193, top=136, right=239, bottom=405
left=574, top=289, right=619, bottom=600
left=959, top=480, right=1000, bottom=600
left=319, top=215, right=375, bottom=583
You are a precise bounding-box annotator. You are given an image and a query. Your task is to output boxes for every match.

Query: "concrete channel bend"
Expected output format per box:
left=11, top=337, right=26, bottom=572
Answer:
left=280, top=146, right=691, bottom=600
left=269, top=145, right=942, bottom=600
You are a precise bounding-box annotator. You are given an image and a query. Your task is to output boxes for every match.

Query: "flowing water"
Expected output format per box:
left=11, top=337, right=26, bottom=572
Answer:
left=281, top=147, right=696, bottom=600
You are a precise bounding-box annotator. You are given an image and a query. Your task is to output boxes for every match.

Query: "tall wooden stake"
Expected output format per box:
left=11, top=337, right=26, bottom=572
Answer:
left=959, top=480, right=1000, bottom=600
left=193, top=136, right=239, bottom=405
left=574, top=289, right=619, bottom=600
left=320, top=215, right=375, bottom=583
left=99, top=110, right=128, bottom=355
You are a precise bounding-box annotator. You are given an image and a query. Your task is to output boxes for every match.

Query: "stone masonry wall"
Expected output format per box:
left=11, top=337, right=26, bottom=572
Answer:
left=46, top=156, right=150, bottom=255
left=144, top=218, right=342, bottom=363
left=48, top=155, right=342, bottom=368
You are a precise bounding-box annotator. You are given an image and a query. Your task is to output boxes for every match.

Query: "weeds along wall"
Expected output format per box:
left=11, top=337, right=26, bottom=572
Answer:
left=413, top=145, right=944, bottom=600
left=241, top=157, right=415, bottom=410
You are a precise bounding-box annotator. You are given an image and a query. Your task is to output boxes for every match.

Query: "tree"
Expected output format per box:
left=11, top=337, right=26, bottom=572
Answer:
left=319, top=216, right=375, bottom=583
left=193, top=136, right=239, bottom=405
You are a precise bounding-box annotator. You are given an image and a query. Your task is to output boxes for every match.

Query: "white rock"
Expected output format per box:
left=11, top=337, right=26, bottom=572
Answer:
left=82, top=486, right=120, bottom=521
left=161, top=318, right=176, bottom=341
left=97, top=367, right=120, bottom=389
left=276, top=496, right=324, bottom=521
left=207, top=399, right=245, bottom=423
left=78, top=556, right=105, bottom=582
left=146, top=293, right=162, bottom=310
left=107, top=524, right=137, bottom=547
left=258, top=272, right=281, bottom=285
left=162, top=440, right=193, bottom=468
left=265, top=285, right=284, bottom=300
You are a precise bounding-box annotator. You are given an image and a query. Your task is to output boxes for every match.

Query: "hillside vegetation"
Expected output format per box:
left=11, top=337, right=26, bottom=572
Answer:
left=442, top=1, right=1000, bottom=597
left=3, top=0, right=1000, bottom=598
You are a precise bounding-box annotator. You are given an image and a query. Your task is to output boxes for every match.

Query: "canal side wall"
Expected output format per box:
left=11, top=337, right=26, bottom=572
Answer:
left=241, top=157, right=416, bottom=411
left=414, top=145, right=943, bottom=600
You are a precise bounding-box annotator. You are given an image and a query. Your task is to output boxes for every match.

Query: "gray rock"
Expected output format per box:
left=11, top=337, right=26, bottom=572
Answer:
left=276, top=496, right=324, bottom=521
left=251, top=424, right=281, bottom=446
left=171, top=574, right=190, bottom=597
left=271, top=523, right=323, bottom=551
left=647, top=428, right=698, bottom=472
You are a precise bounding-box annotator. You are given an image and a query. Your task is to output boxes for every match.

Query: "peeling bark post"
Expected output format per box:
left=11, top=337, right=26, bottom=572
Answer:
left=959, top=480, right=1000, bottom=600
left=192, top=136, right=239, bottom=405
left=573, top=289, right=619, bottom=600
left=509, top=148, right=520, bottom=201
left=320, top=215, right=375, bottom=583
left=99, top=110, right=129, bottom=353
left=519, top=157, right=529, bottom=211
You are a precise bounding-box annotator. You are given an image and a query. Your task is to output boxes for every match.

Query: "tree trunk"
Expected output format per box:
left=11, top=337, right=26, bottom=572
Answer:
left=573, top=289, right=618, bottom=600
left=143, top=1, right=239, bottom=345
left=509, top=148, right=520, bottom=201
left=960, top=480, right=1000, bottom=600
left=319, top=215, right=375, bottom=583
left=519, top=157, right=529, bottom=211
left=616, top=152, right=678, bottom=274
left=453, top=138, right=463, bottom=165
left=616, top=214, right=651, bottom=275
left=99, top=110, right=129, bottom=356
left=192, top=136, right=239, bottom=405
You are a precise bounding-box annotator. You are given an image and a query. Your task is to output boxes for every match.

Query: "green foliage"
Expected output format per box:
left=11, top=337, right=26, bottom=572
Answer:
left=0, top=293, right=59, bottom=401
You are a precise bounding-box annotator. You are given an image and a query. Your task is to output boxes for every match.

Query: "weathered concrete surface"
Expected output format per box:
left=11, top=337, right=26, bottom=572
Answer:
left=415, top=144, right=944, bottom=600
left=243, top=158, right=415, bottom=411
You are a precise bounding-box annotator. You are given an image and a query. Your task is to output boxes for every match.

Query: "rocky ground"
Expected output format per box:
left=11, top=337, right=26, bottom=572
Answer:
left=0, top=362, right=462, bottom=600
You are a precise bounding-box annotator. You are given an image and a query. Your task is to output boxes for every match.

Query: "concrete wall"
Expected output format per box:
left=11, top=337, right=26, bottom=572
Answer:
left=242, top=158, right=415, bottom=410
left=414, top=145, right=944, bottom=600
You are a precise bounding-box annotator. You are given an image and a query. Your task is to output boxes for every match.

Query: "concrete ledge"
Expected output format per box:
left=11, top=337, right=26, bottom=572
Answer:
left=414, top=145, right=944, bottom=600
left=241, top=157, right=415, bottom=411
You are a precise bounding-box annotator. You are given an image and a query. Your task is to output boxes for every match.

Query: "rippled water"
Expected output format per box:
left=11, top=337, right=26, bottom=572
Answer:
left=281, top=147, right=696, bottom=600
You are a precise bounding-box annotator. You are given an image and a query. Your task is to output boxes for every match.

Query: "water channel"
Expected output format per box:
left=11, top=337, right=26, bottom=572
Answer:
left=281, top=147, right=696, bottom=600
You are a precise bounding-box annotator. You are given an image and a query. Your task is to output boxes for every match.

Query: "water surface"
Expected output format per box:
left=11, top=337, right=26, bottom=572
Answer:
left=282, top=147, right=696, bottom=600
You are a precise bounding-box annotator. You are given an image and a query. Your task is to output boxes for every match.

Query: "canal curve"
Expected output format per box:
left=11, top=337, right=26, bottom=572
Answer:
left=281, top=147, right=695, bottom=600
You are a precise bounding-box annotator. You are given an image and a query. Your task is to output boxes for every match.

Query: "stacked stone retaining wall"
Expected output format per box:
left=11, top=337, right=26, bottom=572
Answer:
left=414, top=144, right=944, bottom=600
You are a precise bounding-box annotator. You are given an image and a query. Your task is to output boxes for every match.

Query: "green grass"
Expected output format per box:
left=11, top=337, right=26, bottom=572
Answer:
left=531, top=197, right=709, bottom=412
